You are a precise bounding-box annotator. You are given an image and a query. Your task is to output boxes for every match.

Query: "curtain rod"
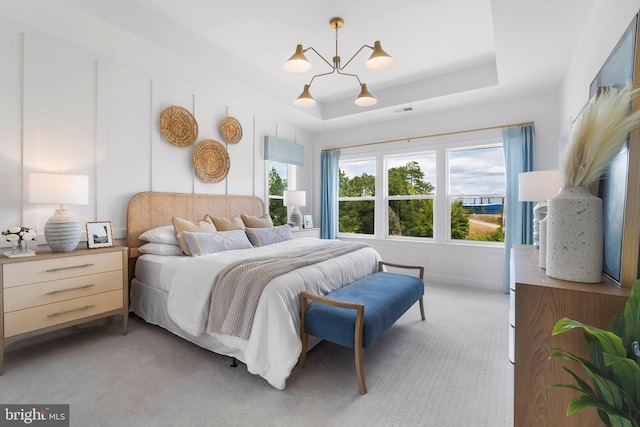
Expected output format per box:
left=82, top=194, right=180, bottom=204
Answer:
left=321, top=121, right=535, bottom=152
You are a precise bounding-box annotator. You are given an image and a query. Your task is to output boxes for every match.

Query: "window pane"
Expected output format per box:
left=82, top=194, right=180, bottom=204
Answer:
left=448, top=147, right=505, bottom=195
left=339, top=160, right=376, bottom=197
left=339, top=200, right=374, bottom=234
left=450, top=197, right=505, bottom=242
left=389, top=199, right=433, bottom=237
left=268, top=161, right=288, bottom=196
left=387, top=154, right=435, bottom=195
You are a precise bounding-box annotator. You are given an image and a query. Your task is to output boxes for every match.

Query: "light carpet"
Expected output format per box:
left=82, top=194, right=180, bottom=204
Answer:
left=0, top=282, right=513, bottom=427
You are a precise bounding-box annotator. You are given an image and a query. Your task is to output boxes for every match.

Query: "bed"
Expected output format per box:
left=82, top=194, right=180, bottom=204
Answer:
left=126, top=191, right=381, bottom=390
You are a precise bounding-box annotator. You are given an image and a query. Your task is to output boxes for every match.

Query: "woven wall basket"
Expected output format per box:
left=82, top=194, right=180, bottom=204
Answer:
left=193, top=139, right=230, bottom=183
left=159, top=106, right=199, bottom=147
left=220, top=116, right=242, bottom=144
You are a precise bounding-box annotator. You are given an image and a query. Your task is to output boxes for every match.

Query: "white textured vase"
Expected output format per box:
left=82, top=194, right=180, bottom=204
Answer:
left=545, top=186, right=603, bottom=283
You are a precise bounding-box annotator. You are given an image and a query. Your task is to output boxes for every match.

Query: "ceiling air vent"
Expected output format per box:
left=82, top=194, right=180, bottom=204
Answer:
left=393, top=107, right=415, bottom=113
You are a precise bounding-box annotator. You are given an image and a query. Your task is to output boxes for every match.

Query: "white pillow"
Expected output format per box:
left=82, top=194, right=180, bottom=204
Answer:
left=138, top=242, right=184, bottom=256
left=139, top=225, right=179, bottom=245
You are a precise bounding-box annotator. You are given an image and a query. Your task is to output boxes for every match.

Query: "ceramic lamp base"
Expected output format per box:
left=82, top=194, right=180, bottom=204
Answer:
left=44, top=208, right=81, bottom=252
left=289, top=206, right=303, bottom=228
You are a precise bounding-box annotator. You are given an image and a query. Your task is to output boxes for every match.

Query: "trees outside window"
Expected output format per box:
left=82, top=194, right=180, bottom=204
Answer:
left=338, top=160, right=375, bottom=234
left=387, top=155, right=435, bottom=238
left=268, top=161, right=288, bottom=226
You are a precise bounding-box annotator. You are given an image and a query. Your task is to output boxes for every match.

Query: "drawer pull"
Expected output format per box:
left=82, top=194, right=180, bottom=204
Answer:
left=46, top=284, right=95, bottom=295
left=47, top=305, right=95, bottom=318
left=46, top=263, right=95, bottom=273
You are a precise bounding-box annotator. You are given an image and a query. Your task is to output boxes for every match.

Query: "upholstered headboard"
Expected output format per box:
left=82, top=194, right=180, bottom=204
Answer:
left=126, top=191, right=265, bottom=260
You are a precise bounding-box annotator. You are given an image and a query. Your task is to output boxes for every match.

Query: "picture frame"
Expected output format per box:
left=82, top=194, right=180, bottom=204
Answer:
left=303, top=215, right=313, bottom=229
left=86, top=221, right=114, bottom=248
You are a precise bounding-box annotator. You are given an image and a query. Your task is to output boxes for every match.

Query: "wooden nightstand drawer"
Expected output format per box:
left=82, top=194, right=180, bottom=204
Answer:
left=4, top=290, right=123, bottom=337
left=3, top=251, right=122, bottom=288
left=3, top=270, right=123, bottom=312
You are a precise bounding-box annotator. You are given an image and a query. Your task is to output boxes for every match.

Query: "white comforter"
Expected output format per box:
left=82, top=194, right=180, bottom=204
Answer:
left=159, top=237, right=380, bottom=390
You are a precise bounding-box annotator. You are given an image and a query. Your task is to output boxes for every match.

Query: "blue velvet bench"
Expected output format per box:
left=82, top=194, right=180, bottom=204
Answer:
left=298, top=261, right=425, bottom=394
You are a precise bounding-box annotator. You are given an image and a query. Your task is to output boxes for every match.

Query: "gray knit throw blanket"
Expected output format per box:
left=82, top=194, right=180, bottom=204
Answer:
left=207, top=240, right=370, bottom=339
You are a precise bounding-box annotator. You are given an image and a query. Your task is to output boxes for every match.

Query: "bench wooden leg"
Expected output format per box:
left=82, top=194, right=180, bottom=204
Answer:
left=419, top=296, right=425, bottom=321
left=298, top=293, right=308, bottom=368
left=299, top=331, right=308, bottom=368
left=355, top=344, right=367, bottom=395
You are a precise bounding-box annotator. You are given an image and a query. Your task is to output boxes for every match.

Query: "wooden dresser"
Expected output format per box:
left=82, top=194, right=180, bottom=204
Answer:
left=0, top=246, right=128, bottom=373
left=513, top=244, right=630, bottom=426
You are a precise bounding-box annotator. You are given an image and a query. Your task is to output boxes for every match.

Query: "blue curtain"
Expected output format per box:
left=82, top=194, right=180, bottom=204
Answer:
left=502, top=125, right=534, bottom=292
left=320, top=150, right=340, bottom=239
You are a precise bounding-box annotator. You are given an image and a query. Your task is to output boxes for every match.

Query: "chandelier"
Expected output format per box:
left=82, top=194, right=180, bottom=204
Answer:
left=283, top=17, right=395, bottom=108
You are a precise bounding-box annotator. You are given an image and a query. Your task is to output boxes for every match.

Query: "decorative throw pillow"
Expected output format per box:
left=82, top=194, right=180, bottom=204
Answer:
left=245, top=225, right=293, bottom=247
left=241, top=213, right=274, bottom=228
left=138, top=243, right=184, bottom=256
left=207, top=215, right=245, bottom=231
left=182, top=230, right=253, bottom=256
left=139, top=225, right=179, bottom=245
left=172, top=216, right=217, bottom=256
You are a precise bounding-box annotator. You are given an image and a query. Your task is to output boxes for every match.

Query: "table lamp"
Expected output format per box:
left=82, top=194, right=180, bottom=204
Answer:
left=29, top=173, right=89, bottom=252
left=518, top=170, right=561, bottom=247
left=283, top=190, right=306, bottom=228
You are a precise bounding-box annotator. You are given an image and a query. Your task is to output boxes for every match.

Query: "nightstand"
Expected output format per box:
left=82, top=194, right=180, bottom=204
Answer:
left=0, top=245, right=128, bottom=373
left=291, top=228, right=321, bottom=238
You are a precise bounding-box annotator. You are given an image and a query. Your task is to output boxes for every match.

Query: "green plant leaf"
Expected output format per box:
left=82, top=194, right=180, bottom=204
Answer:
left=553, top=317, right=627, bottom=357
left=551, top=347, right=625, bottom=408
left=623, top=281, right=640, bottom=353
left=604, top=352, right=640, bottom=415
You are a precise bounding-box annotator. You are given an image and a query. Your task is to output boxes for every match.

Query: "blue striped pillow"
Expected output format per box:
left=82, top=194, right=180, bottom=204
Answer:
left=244, top=225, right=293, bottom=247
left=182, top=230, right=253, bottom=256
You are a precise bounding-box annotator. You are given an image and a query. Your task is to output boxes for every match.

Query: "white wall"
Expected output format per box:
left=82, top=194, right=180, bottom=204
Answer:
left=0, top=14, right=313, bottom=246
left=312, top=90, right=560, bottom=291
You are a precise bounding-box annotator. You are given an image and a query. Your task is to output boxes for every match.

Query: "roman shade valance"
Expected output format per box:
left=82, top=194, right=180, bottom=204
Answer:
left=264, top=136, right=304, bottom=166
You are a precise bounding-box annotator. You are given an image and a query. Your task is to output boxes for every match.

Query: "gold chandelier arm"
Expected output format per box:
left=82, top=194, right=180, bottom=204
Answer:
left=335, top=69, right=363, bottom=85
left=307, top=69, right=339, bottom=87
left=303, top=46, right=335, bottom=70
left=339, top=44, right=373, bottom=71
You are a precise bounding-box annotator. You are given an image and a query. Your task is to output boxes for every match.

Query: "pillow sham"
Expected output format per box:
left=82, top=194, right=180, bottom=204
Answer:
left=241, top=213, right=273, bottom=228
left=182, top=230, right=253, bottom=256
left=138, top=242, right=184, bottom=256
left=173, top=216, right=217, bottom=256
left=207, top=215, right=245, bottom=231
left=139, top=225, right=179, bottom=245
left=245, top=225, right=293, bottom=247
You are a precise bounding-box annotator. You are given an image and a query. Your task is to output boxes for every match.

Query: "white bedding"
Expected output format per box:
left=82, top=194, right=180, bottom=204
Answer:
left=130, top=237, right=381, bottom=390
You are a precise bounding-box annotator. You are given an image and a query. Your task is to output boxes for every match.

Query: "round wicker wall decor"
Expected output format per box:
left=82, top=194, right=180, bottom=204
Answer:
left=220, top=116, right=242, bottom=144
left=193, top=139, right=230, bottom=183
left=159, top=106, right=199, bottom=147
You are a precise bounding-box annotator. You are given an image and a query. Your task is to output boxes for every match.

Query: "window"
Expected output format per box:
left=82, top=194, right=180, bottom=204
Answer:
left=267, top=161, right=288, bottom=226
left=386, top=153, right=436, bottom=238
left=448, top=145, right=505, bottom=242
left=338, top=159, right=375, bottom=235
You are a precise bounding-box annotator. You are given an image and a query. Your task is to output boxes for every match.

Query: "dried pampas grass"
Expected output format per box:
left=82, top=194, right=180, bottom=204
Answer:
left=561, top=81, right=640, bottom=187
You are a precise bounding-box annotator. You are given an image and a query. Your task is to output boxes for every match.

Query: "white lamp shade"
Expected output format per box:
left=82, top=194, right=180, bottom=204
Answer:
left=29, top=173, right=89, bottom=205
left=518, top=170, right=561, bottom=202
left=283, top=190, right=306, bottom=207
